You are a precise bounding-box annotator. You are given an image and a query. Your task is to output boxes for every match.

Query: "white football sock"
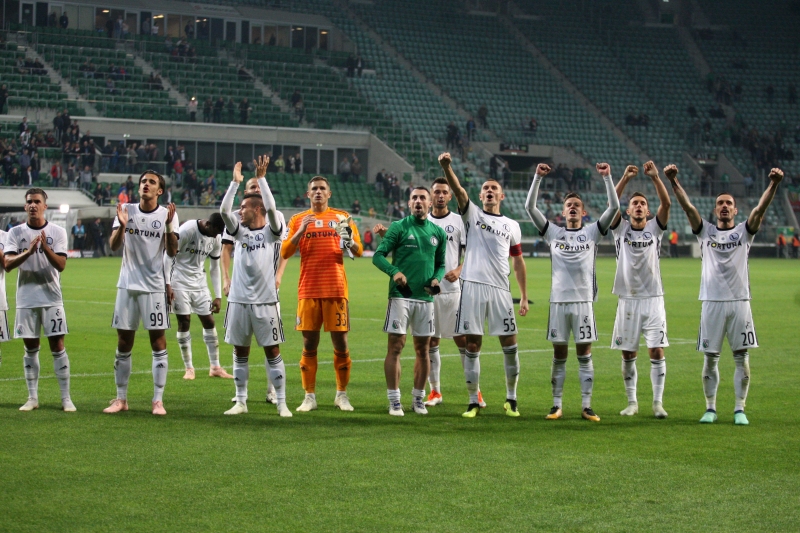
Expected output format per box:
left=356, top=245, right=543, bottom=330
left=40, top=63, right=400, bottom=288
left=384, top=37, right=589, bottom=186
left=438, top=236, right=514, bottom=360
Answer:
left=233, top=354, right=249, bottom=403
left=176, top=331, right=192, bottom=369
left=577, top=354, right=594, bottom=409
left=463, top=350, right=481, bottom=404
left=650, top=358, right=666, bottom=404
left=114, top=350, right=132, bottom=400
left=458, top=347, right=466, bottom=368
left=702, top=353, right=720, bottom=411
left=267, top=355, right=286, bottom=403
left=52, top=349, right=71, bottom=400
left=502, top=344, right=520, bottom=401
left=428, top=345, right=441, bottom=392
left=261, top=349, right=275, bottom=394
left=733, top=352, right=750, bottom=412
left=152, top=350, right=168, bottom=402
left=412, top=388, right=425, bottom=401
left=387, top=389, right=401, bottom=404
left=551, top=357, right=566, bottom=408
left=23, top=347, right=40, bottom=400
left=622, top=357, right=637, bottom=404
left=202, top=328, right=220, bottom=367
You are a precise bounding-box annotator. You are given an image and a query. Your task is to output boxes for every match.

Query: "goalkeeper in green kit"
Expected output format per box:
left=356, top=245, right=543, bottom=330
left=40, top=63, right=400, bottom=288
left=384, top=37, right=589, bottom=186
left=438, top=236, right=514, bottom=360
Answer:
left=372, top=186, right=447, bottom=417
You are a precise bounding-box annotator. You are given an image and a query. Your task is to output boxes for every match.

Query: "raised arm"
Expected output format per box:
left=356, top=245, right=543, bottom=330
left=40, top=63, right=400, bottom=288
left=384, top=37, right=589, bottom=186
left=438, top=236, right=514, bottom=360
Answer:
left=220, top=172, right=241, bottom=235
left=747, top=168, right=784, bottom=233
left=596, top=163, right=621, bottom=233
left=164, top=203, right=178, bottom=257
left=438, top=152, right=469, bottom=213
left=647, top=161, right=672, bottom=228
left=611, top=165, right=639, bottom=227
left=109, top=203, right=127, bottom=251
left=524, top=163, right=552, bottom=232
left=253, top=155, right=281, bottom=235
left=664, top=165, right=702, bottom=233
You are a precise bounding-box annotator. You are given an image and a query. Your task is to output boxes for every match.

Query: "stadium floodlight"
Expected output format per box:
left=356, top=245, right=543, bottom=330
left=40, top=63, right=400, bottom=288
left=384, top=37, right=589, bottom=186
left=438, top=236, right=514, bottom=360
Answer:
left=59, top=204, right=70, bottom=214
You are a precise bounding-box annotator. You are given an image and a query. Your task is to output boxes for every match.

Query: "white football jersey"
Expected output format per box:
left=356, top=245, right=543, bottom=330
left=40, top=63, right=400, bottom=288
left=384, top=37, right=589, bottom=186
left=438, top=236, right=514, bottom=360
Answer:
left=169, top=219, right=221, bottom=292
left=5, top=222, right=67, bottom=308
left=222, top=210, right=286, bottom=275
left=542, top=221, right=605, bottom=303
left=113, top=204, right=179, bottom=292
left=696, top=220, right=755, bottom=301
left=0, top=230, right=9, bottom=311
left=227, top=221, right=282, bottom=305
left=611, top=217, right=665, bottom=298
left=459, top=201, right=522, bottom=291
left=428, top=210, right=465, bottom=294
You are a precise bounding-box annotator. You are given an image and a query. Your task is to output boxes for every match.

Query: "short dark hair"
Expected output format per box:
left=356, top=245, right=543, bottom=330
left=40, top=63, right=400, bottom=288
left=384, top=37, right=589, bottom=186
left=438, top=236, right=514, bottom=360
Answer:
left=25, top=188, right=48, bottom=202
left=139, top=170, right=166, bottom=194
left=307, top=175, right=329, bottom=188
left=432, top=177, right=449, bottom=187
left=207, top=212, right=226, bottom=234
left=564, top=192, right=582, bottom=205
left=411, top=185, right=430, bottom=195
left=629, top=191, right=648, bottom=204
left=715, top=192, right=736, bottom=207
left=243, top=192, right=266, bottom=214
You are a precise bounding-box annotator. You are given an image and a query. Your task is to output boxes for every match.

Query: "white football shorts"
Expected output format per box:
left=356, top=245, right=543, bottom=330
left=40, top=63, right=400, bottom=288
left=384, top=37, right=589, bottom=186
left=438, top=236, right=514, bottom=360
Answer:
left=455, top=281, right=517, bottom=337
left=611, top=296, right=669, bottom=352
left=224, top=302, right=284, bottom=347
left=383, top=298, right=435, bottom=337
left=171, top=288, right=213, bottom=316
left=15, top=306, right=68, bottom=338
left=433, top=291, right=460, bottom=339
left=547, top=302, right=597, bottom=345
left=113, top=289, right=170, bottom=331
left=0, top=310, right=9, bottom=342
left=697, top=300, right=758, bottom=353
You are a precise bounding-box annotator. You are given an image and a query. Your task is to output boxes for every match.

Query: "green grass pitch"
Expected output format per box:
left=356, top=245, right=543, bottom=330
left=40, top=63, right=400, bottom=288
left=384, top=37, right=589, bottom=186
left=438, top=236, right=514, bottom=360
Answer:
left=0, top=256, right=798, bottom=532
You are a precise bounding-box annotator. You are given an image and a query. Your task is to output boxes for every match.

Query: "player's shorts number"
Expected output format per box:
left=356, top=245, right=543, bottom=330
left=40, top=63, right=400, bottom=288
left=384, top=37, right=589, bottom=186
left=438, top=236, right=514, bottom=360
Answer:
left=503, top=318, right=516, bottom=332
left=149, top=312, right=164, bottom=328
left=579, top=325, right=592, bottom=340
left=335, top=312, right=347, bottom=327
left=272, top=328, right=279, bottom=342
left=50, top=318, right=63, bottom=333
left=741, top=331, right=755, bottom=346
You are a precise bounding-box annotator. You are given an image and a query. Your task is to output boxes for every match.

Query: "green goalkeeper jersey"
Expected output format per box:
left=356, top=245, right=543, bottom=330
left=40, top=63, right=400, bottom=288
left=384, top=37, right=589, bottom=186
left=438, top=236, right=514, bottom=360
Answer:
left=372, top=216, right=447, bottom=302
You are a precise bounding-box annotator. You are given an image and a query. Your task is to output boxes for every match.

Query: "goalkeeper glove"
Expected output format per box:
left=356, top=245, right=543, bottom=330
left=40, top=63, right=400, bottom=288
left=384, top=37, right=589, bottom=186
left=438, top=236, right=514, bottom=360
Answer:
left=335, top=214, right=354, bottom=248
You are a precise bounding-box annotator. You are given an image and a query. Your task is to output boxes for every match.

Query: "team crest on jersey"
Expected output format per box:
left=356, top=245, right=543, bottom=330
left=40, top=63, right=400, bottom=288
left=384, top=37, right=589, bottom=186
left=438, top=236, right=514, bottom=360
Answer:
left=502, top=224, right=510, bottom=232
left=46, top=236, right=54, bottom=246
left=445, top=225, right=454, bottom=233
left=702, top=339, right=709, bottom=348
left=392, top=320, right=399, bottom=330
left=328, top=220, right=337, bottom=228
left=255, top=233, right=264, bottom=242
left=151, top=220, right=162, bottom=230
left=577, top=235, right=587, bottom=243
left=730, top=233, right=739, bottom=241
left=550, top=329, right=557, bottom=338
left=430, top=236, right=439, bottom=246
left=615, top=336, right=622, bottom=346
left=643, top=232, right=652, bottom=239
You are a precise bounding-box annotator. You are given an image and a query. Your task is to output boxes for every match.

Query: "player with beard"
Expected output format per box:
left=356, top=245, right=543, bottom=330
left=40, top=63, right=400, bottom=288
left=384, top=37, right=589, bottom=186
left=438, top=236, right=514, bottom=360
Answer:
left=104, top=171, right=178, bottom=415
left=526, top=162, right=620, bottom=422
left=668, top=166, right=784, bottom=425
left=609, top=162, right=672, bottom=418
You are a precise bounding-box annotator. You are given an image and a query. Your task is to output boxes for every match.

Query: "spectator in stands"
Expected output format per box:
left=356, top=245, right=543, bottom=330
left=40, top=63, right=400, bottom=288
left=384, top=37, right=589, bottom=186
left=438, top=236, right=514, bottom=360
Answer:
left=90, top=218, right=106, bottom=257
left=465, top=117, right=476, bottom=141
left=446, top=122, right=459, bottom=149
left=213, top=97, right=224, bottom=123
left=172, top=159, right=183, bottom=187
left=18, top=147, right=30, bottom=174
left=292, top=195, right=305, bottom=208
left=50, top=161, right=62, bottom=188
left=200, top=186, right=215, bottom=206
left=141, top=17, right=151, bottom=36
left=294, top=152, right=302, bottom=173
left=22, top=165, right=33, bottom=186
left=182, top=95, right=196, bottom=123
left=351, top=155, right=362, bottom=182
left=184, top=21, right=194, bottom=39
left=135, top=144, right=146, bottom=171
left=19, top=116, right=28, bottom=135
left=478, top=104, right=488, bottom=128
left=203, top=97, right=213, bottom=123
left=291, top=90, right=302, bottom=107
left=48, top=11, right=57, bottom=26
left=121, top=21, right=130, bottom=39
left=368, top=206, right=376, bottom=217
left=669, top=230, right=679, bottom=258
left=7, top=167, right=19, bottom=186
left=60, top=109, right=70, bottom=138
left=346, top=54, right=355, bottom=77
left=66, top=162, right=76, bottom=189
left=60, top=12, right=68, bottom=29
left=0, top=84, right=7, bottom=114
left=72, top=220, right=86, bottom=250
left=102, top=183, right=111, bottom=204
left=105, top=77, right=116, bottom=94
left=117, top=185, right=130, bottom=205
left=350, top=200, right=361, bottom=215
left=339, top=156, right=351, bottom=182
left=93, top=183, right=103, bottom=205
left=294, top=97, right=304, bottom=122
left=203, top=174, right=216, bottom=192
left=528, top=117, right=538, bottom=138
left=239, top=98, right=251, bottom=125
left=362, top=228, right=373, bottom=251
left=777, top=233, right=787, bottom=258
left=274, top=154, right=285, bottom=173
left=79, top=165, right=93, bottom=190
left=226, top=98, right=236, bottom=123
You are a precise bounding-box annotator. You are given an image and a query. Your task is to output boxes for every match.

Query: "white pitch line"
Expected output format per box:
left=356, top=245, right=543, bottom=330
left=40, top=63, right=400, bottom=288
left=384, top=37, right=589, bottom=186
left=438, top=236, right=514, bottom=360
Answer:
left=0, top=342, right=695, bottom=383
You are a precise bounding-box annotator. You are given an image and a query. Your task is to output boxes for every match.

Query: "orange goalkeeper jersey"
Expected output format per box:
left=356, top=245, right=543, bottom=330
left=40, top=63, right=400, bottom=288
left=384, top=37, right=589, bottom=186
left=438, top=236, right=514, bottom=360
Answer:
left=282, top=208, right=363, bottom=299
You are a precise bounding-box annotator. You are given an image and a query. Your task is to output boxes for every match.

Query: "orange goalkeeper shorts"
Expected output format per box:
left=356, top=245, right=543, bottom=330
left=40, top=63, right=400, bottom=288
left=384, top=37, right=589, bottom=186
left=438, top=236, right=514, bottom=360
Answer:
left=296, top=298, right=350, bottom=332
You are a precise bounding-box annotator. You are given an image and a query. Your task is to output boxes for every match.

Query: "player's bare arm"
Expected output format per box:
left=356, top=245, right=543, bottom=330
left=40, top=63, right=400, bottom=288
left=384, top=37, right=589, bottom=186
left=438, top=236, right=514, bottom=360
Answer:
left=0, top=247, right=4, bottom=272
left=165, top=202, right=178, bottom=257
left=611, top=165, right=639, bottom=227
left=512, top=255, right=529, bottom=316
left=524, top=163, right=552, bottom=232
left=664, top=165, right=702, bottom=232
left=285, top=214, right=316, bottom=252
left=109, top=202, right=127, bottom=251
left=37, top=230, right=66, bottom=272
left=747, top=168, right=784, bottom=233
left=209, top=257, right=222, bottom=313
left=596, top=163, right=621, bottom=233
left=373, top=223, right=388, bottom=238
left=3, top=234, right=41, bottom=271
left=649, top=162, right=672, bottom=228
left=253, top=155, right=282, bottom=236
left=438, top=153, right=469, bottom=213
left=393, top=271, right=408, bottom=287
left=221, top=243, right=232, bottom=296
left=443, top=264, right=463, bottom=283
left=274, top=256, right=288, bottom=290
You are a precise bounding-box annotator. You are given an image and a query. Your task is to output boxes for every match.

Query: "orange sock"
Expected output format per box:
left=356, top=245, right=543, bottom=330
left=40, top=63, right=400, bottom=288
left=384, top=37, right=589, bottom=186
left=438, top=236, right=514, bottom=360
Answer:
left=300, top=350, right=318, bottom=393
left=334, top=350, right=351, bottom=391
